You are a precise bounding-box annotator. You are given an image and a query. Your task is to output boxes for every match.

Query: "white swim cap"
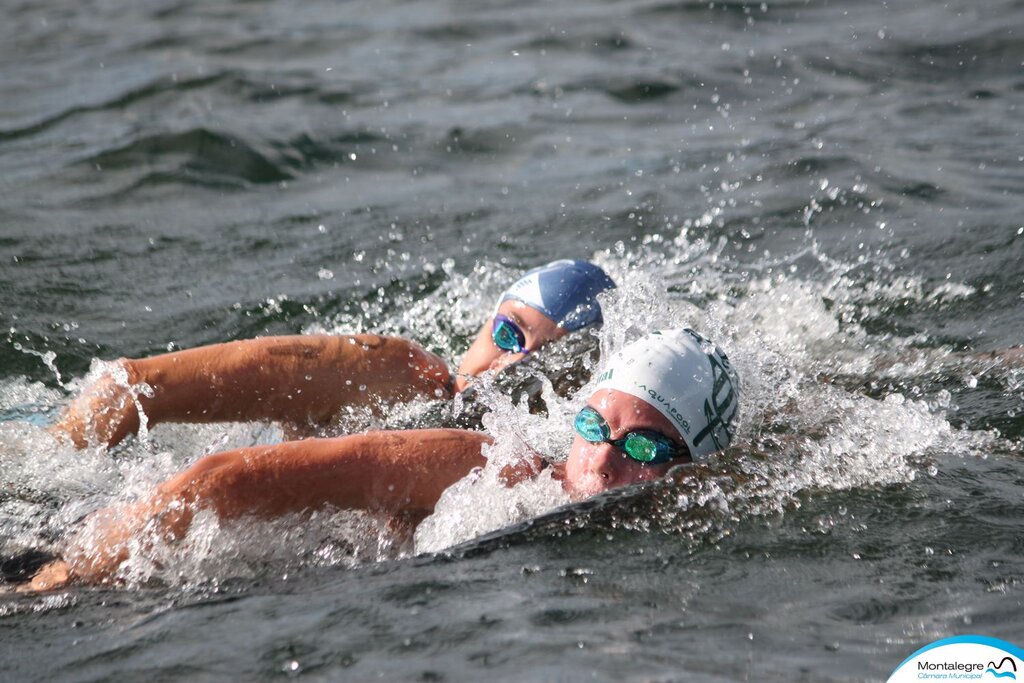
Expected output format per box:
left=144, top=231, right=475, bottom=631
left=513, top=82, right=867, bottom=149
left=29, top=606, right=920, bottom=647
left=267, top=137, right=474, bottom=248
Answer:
left=593, top=329, right=740, bottom=462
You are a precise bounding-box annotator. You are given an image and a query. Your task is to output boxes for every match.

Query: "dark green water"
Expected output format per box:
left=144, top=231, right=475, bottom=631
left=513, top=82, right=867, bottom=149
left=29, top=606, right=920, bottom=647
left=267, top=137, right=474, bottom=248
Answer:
left=2, top=0, right=1022, bottom=680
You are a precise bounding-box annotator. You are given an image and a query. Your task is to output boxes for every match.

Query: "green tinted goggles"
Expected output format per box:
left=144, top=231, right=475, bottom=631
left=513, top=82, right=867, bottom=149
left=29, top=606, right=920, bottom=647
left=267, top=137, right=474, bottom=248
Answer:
left=573, top=406, right=689, bottom=465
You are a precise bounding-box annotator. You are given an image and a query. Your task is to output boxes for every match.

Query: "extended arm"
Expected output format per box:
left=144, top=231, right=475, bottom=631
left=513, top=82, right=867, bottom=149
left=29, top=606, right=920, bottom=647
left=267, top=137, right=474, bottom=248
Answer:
left=52, top=334, right=452, bottom=448
left=30, top=429, right=491, bottom=589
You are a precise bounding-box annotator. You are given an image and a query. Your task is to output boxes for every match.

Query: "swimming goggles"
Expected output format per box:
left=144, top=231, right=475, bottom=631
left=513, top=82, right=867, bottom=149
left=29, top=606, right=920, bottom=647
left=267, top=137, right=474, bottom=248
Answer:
left=573, top=406, right=690, bottom=465
left=492, top=314, right=530, bottom=354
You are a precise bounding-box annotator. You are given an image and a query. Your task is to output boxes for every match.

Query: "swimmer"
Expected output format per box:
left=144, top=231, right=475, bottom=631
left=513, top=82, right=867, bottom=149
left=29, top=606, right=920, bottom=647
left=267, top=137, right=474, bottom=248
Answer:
left=26, top=328, right=739, bottom=590
left=52, top=259, right=615, bottom=448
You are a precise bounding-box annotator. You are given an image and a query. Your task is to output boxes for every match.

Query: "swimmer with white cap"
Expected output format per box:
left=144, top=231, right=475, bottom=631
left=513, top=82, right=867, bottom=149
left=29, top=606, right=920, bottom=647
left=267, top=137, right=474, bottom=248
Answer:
left=26, top=327, right=739, bottom=590
left=563, top=328, right=740, bottom=498
left=52, top=259, right=615, bottom=449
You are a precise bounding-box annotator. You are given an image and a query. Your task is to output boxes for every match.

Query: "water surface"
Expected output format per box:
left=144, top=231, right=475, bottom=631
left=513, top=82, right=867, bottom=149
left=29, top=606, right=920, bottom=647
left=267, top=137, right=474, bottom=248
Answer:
left=2, top=0, right=1023, bottom=680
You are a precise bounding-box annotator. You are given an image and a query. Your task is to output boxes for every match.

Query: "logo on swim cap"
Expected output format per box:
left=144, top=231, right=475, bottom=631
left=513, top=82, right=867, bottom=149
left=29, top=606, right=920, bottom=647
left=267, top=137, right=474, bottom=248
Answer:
left=683, top=329, right=738, bottom=453
left=499, top=259, right=616, bottom=332
left=593, top=328, right=740, bottom=462
left=635, top=382, right=692, bottom=435
left=506, top=272, right=547, bottom=313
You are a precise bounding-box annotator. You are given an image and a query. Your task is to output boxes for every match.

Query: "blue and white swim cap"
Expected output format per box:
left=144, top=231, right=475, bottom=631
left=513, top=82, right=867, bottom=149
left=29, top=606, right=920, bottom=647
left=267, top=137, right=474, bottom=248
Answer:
left=499, top=259, right=616, bottom=331
left=594, top=329, right=741, bottom=462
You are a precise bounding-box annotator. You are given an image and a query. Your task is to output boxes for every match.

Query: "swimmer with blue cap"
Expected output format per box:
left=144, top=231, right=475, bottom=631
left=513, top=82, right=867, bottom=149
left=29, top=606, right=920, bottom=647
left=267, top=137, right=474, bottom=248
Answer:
left=53, top=259, right=615, bottom=449
left=454, top=259, right=616, bottom=391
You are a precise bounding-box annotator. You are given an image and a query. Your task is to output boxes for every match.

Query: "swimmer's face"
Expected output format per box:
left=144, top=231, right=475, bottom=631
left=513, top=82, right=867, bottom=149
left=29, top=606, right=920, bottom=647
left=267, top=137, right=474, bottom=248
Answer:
left=563, top=389, right=690, bottom=500
left=454, top=299, right=566, bottom=392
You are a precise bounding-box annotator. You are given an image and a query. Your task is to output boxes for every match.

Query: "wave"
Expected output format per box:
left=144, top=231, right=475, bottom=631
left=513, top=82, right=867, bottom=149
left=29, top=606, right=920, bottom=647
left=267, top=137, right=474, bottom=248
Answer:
left=0, top=73, right=225, bottom=143
left=77, top=127, right=291, bottom=188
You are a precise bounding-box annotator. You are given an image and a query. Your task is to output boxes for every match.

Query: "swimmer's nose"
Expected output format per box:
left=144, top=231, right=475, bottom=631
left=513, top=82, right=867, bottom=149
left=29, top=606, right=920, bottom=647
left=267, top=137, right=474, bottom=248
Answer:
left=572, top=443, right=625, bottom=497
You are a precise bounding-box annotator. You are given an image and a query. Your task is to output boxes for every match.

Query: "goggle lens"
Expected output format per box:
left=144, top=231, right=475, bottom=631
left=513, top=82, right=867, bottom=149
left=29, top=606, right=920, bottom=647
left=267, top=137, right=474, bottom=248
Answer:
left=623, top=435, right=658, bottom=463
left=492, top=316, right=528, bottom=353
left=574, top=406, right=610, bottom=442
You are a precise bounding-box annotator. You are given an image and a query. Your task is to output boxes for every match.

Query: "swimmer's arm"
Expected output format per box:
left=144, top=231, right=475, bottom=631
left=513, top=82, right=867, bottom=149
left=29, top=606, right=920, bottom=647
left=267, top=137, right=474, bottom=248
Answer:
left=855, top=345, right=1024, bottom=385
left=981, top=346, right=1024, bottom=364
left=30, top=429, right=491, bottom=589
left=52, top=335, right=452, bottom=448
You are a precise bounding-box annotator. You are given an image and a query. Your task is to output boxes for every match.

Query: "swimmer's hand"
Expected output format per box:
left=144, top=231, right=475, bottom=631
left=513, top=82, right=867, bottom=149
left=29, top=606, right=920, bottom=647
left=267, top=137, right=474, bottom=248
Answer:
left=497, top=453, right=563, bottom=487
left=51, top=361, right=143, bottom=449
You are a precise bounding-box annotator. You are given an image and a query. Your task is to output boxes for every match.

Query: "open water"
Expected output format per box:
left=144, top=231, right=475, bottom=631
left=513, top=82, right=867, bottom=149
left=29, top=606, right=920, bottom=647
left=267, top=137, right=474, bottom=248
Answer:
left=1, top=0, right=1023, bottom=680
